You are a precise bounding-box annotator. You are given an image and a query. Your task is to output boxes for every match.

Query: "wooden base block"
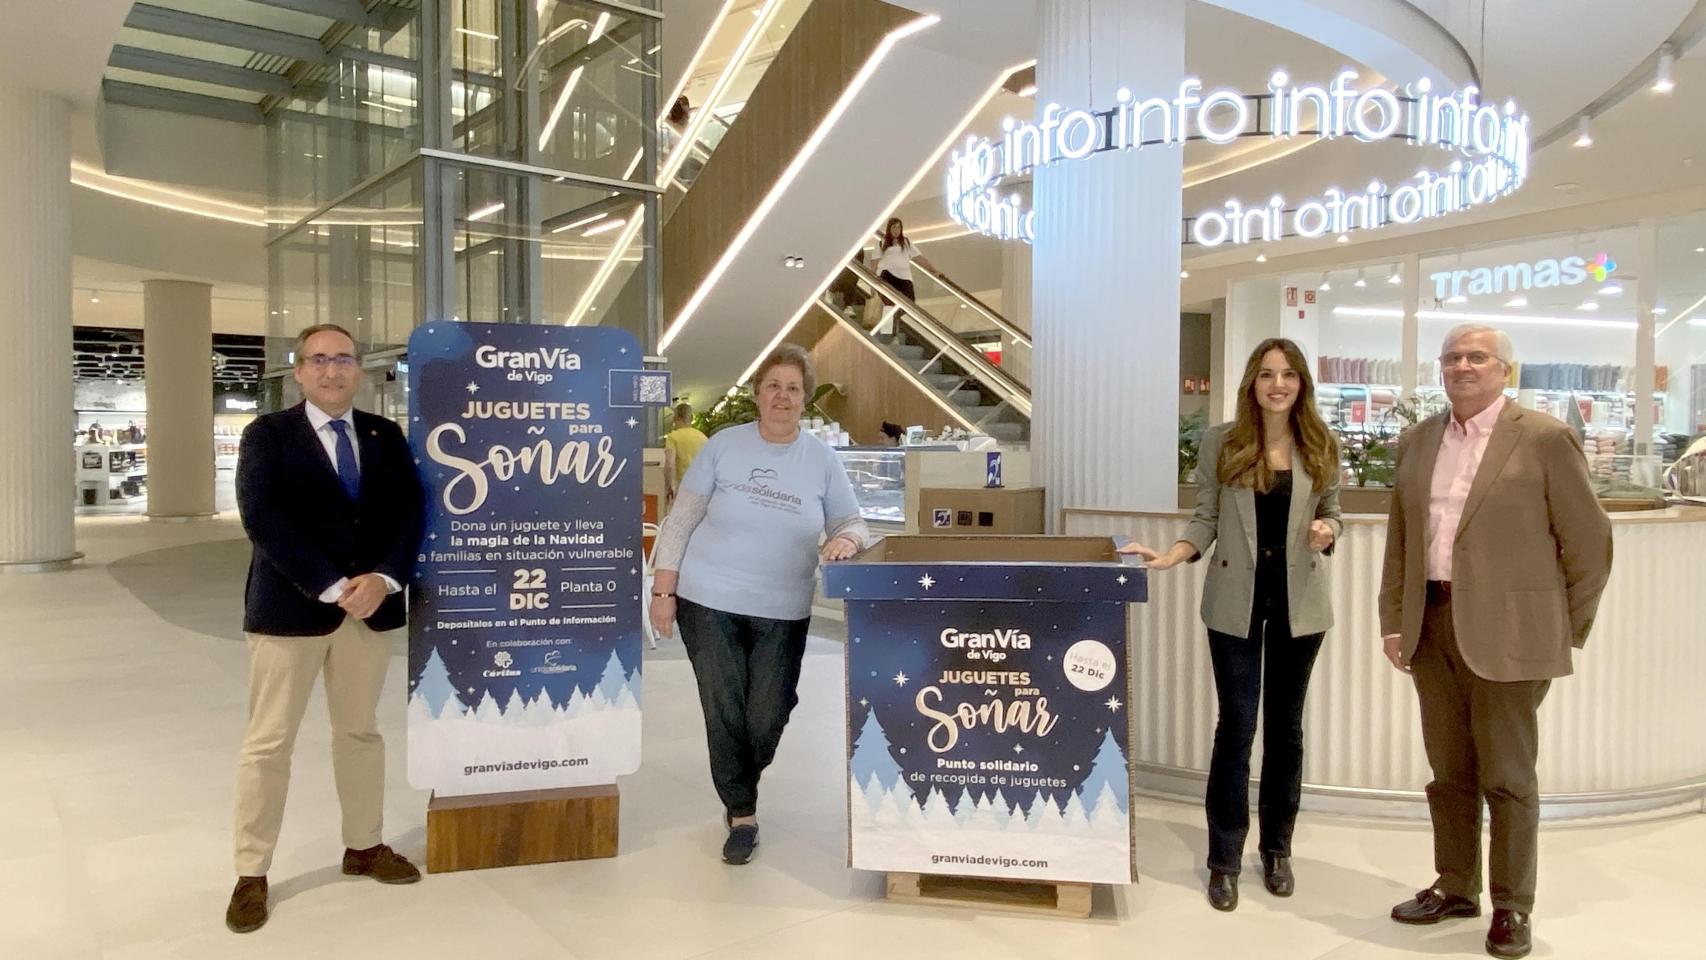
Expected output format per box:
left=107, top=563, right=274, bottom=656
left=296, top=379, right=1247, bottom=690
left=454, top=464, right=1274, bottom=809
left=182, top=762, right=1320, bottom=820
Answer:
left=884, top=871, right=1093, bottom=918
left=426, top=784, right=618, bottom=873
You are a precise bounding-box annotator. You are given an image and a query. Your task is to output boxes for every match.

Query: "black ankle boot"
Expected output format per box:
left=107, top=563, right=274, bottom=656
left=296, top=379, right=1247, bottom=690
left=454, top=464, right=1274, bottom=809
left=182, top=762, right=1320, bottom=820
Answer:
left=1261, top=853, right=1294, bottom=896
left=1207, top=870, right=1239, bottom=911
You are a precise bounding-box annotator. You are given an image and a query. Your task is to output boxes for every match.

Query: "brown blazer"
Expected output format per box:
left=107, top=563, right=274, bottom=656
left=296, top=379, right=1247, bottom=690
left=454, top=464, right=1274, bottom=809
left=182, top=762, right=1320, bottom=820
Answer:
left=1378, top=401, right=1613, bottom=681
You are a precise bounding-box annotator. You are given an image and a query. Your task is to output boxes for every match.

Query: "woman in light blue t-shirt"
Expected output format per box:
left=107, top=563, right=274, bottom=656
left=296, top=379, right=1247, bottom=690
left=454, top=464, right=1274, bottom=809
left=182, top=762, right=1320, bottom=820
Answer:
left=649, top=344, right=869, bottom=865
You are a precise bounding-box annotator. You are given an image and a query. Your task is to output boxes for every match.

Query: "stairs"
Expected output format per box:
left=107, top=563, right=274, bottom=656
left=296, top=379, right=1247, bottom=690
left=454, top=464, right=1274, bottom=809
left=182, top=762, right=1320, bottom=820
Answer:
left=870, top=329, right=1029, bottom=443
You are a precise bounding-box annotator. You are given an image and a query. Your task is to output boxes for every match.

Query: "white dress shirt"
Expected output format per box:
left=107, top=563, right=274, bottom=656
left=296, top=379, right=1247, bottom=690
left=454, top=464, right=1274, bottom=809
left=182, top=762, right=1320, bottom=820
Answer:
left=1425, top=395, right=1506, bottom=582
left=304, top=402, right=401, bottom=603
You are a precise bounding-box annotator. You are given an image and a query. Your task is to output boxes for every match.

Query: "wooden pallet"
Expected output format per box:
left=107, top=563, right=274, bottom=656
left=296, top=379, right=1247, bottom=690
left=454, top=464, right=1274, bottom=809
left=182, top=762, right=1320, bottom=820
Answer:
left=884, top=871, right=1092, bottom=918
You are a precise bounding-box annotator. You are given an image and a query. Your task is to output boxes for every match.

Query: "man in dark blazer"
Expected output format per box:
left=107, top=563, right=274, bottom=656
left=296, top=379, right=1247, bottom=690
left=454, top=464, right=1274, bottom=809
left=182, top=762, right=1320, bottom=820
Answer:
left=227, top=323, right=425, bottom=933
left=1380, top=324, right=1613, bottom=959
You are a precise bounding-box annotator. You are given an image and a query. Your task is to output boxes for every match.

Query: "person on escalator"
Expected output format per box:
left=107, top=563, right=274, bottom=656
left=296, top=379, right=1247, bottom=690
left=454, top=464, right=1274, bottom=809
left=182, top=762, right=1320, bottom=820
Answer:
left=871, top=217, right=937, bottom=338
left=662, top=95, right=702, bottom=186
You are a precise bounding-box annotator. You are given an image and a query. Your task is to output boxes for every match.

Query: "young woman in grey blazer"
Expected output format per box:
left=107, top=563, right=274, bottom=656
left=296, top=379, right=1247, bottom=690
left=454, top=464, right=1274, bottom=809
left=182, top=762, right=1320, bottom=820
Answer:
left=1122, top=338, right=1342, bottom=912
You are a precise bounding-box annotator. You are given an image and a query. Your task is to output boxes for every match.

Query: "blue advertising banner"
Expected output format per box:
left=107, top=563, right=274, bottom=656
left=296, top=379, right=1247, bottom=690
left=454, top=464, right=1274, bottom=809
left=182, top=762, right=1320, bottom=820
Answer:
left=404, top=322, right=664, bottom=797
left=826, top=548, right=1143, bottom=884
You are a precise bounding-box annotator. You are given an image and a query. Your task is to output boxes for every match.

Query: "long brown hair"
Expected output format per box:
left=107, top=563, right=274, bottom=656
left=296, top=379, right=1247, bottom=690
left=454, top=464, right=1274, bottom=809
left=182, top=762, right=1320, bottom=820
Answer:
left=880, top=217, right=908, bottom=252
left=1218, top=338, right=1339, bottom=493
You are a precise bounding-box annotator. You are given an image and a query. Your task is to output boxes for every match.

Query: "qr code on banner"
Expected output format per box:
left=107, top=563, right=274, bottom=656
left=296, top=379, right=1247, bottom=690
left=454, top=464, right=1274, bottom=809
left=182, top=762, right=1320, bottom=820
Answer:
left=637, top=373, right=670, bottom=404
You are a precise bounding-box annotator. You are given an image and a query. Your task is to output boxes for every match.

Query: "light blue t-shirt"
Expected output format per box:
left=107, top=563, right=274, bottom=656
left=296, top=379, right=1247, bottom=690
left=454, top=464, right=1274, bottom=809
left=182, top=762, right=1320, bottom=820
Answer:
left=676, top=423, right=861, bottom=621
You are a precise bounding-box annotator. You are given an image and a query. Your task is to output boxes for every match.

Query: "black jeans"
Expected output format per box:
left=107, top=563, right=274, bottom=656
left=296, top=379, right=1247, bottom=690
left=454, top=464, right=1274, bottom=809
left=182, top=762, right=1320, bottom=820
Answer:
left=1204, top=551, right=1326, bottom=874
left=676, top=597, right=811, bottom=818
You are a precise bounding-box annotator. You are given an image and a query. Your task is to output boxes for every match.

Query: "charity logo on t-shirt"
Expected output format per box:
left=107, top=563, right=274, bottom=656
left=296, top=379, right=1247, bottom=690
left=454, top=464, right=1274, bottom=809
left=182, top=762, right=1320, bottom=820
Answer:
left=730, top=465, right=803, bottom=513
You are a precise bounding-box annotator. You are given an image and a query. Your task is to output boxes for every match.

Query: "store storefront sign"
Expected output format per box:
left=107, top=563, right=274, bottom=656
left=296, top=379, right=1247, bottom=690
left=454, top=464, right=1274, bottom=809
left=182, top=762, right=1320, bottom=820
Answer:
left=947, top=70, right=1531, bottom=247
left=1429, top=252, right=1614, bottom=300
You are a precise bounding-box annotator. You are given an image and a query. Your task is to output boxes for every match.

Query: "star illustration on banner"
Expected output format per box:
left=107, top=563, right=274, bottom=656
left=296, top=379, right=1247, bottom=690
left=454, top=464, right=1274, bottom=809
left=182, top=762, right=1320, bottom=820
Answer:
left=1012, top=744, right=1025, bottom=754
left=858, top=697, right=869, bottom=708
left=917, top=573, right=936, bottom=590
left=625, top=417, right=638, bottom=428
left=893, top=671, right=909, bottom=687
left=428, top=533, right=438, bottom=540
left=1116, top=574, right=1129, bottom=585
left=466, top=382, right=480, bottom=394
left=1105, top=696, right=1124, bottom=712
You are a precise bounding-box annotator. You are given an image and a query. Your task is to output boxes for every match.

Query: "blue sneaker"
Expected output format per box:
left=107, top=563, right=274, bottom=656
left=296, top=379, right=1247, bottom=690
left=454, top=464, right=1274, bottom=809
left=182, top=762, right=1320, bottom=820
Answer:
left=722, top=824, right=759, bottom=865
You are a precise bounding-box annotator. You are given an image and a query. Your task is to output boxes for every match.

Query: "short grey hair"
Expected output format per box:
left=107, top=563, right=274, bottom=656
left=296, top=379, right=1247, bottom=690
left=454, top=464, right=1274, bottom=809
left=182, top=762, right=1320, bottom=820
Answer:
left=1440, top=323, right=1514, bottom=365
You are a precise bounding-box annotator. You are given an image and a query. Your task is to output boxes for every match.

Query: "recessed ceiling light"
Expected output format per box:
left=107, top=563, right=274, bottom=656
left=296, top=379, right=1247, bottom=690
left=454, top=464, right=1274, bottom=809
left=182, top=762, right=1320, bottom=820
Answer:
left=1179, top=269, right=1189, bottom=279
left=1354, top=269, right=1367, bottom=288
left=1653, top=306, right=1669, bottom=315
left=1336, top=234, right=1349, bottom=243
left=1387, top=271, right=1402, bottom=285
left=1553, top=181, right=1581, bottom=194
left=1578, top=300, right=1599, bottom=311
left=1506, top=296, right=1529, bottom=308
left=1255, top=250, right=1267, bottom=263
left=1447, top=294, right=1468, bottom=305
left=1598, top=283, right=1623, bottom=296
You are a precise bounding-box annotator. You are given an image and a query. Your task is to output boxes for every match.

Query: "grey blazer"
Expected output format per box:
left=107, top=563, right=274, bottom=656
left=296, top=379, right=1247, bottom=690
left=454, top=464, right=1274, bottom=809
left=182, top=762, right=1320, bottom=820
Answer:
left=1178, top=423, right=1343, bottom=638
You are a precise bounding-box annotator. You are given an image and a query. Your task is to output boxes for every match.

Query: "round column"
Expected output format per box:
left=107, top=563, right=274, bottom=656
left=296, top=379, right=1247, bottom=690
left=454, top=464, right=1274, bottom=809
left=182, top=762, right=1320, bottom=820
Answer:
left=1033, top=0, right=1185, bottom=519
left=143, top=280, right=215, bottom=519
left=0, top=85, right=77, bottom=571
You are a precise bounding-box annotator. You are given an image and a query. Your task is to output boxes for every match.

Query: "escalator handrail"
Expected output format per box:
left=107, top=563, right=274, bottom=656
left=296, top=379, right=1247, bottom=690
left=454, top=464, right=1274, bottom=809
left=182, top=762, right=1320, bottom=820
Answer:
left=866, top=238, right=1032, bottom=350
left=844, top=261, right=1031, bottom=418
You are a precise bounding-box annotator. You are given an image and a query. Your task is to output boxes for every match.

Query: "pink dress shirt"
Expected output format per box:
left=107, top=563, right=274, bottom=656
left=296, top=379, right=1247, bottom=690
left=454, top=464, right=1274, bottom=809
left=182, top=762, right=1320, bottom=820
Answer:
left=1425, top=396, right=1506, bottom=581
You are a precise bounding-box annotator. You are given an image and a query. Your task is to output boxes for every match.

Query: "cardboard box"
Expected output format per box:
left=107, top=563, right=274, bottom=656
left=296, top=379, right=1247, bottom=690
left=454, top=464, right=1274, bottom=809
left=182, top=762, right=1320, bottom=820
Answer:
left=821, top=535, right=1146, bottom=885
left=918, top=486, right=1045, bottom=535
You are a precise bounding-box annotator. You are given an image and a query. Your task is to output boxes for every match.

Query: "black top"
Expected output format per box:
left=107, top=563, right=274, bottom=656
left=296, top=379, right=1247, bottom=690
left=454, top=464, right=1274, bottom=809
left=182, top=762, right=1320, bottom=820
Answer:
left=1255, top=470, right=1293, bottom=550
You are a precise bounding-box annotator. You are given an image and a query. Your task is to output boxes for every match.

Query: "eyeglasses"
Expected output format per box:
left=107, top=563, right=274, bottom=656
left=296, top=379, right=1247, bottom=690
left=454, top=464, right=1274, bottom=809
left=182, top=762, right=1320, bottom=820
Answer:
left=1440, top=351, right=1500, bottom=369
left=304, top=353, right=359, bottom=370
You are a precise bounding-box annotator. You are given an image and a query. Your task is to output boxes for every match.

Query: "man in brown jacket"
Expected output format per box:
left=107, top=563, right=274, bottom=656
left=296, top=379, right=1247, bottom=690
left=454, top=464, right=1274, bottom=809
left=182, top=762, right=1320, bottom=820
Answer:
left=1379, top=324, right=1612, bottom=959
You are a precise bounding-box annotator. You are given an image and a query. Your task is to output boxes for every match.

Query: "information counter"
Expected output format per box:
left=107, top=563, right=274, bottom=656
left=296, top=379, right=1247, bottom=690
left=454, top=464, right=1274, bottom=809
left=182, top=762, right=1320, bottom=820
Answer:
left=1063, top=505, right=1706, bottom=820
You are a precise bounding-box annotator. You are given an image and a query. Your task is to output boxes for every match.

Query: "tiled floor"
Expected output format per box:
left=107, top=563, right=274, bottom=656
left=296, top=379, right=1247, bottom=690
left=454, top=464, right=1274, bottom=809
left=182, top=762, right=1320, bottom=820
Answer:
left=1, top=517, right=1702, bottom=959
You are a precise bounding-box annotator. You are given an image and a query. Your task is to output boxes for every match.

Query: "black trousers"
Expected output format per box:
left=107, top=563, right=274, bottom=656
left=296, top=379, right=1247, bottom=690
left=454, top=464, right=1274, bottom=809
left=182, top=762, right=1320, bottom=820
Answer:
left=1413, top=584, right=1550, bottom=913
left=1204, top=550, right=1326, bottom=874
left=676, top=597, right=811, bottom=818
left=878, top=271, right=915, bottom=304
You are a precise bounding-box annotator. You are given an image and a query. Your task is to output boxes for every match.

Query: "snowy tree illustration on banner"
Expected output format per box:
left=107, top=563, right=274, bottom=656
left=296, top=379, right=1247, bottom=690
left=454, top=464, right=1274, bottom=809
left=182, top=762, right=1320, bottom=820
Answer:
left=1077, top=728, right=1130, bottom=816
left=851, top=708, right=905, bottom=796
left=410, top=647, right=464, bottom=719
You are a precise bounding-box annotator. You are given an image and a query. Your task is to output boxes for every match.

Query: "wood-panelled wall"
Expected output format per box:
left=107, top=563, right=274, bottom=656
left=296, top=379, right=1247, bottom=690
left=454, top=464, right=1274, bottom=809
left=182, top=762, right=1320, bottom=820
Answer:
left=785, top=304, right=967, bottom=445
left=661, top=0, right=918, bottom=323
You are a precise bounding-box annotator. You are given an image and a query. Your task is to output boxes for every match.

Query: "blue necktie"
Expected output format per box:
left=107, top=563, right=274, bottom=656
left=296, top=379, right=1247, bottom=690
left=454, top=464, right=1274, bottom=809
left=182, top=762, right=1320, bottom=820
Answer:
left=327, top=419, right=361, bottom=499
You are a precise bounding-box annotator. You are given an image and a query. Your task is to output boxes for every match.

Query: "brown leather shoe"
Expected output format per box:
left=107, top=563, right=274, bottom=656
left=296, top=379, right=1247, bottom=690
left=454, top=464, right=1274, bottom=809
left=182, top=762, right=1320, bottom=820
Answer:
left=342, top=844, right=421, bottom=884
left=1486, top=909, right=1532, bottom=958
left=225, top=876, right=268, bottom=933
left=1392, top=886, right=1481, bottom=924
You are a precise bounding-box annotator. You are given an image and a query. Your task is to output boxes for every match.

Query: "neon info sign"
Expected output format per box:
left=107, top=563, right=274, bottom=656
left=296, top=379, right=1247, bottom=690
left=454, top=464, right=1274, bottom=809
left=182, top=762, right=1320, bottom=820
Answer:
left=946, top=70, right=1531, bottom=247
left=1430, top=252, right=1615, bottom=300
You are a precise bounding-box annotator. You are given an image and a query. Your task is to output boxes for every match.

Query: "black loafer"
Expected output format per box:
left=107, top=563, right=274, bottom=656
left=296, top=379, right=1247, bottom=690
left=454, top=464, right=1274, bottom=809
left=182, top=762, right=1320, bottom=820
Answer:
left=1206, top=870, right=1238, bottom=912
left=722, top=824, right=759, bottom=865
left=225, top=876, right=268, bottom=933
left=342, top=844, right=421, bottom=884
left=1261, top=853, right=1294, bottom=897
left=1486, top=909, right=1532, bottom=958
left=1392, top=887, right=1481, bottom=924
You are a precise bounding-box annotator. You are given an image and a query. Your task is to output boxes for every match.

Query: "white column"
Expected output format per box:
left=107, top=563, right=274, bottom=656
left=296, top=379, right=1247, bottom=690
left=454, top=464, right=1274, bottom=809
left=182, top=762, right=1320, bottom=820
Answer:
left=1033, top=0, right=1185, bottom=520
left=0, top=85, right=77, bottom=570
left=1633, top=219, right=1658, bottom=481
left=1000, top=221, right=1033, bottom=387
left=1400, top=253, right=1421, bottom=401
left=144, top=280, right=216, bottom=519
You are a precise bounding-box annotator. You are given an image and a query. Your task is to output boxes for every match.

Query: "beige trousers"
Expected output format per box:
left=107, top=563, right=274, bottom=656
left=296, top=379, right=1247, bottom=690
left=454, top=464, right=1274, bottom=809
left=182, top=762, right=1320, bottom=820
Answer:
left=233, top=616, right=396, bottom=876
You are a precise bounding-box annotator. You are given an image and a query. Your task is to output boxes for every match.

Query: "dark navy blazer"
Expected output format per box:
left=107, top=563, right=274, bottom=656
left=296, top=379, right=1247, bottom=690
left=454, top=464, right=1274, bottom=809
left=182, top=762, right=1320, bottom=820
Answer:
left=236, top=402, right=424, bottom=636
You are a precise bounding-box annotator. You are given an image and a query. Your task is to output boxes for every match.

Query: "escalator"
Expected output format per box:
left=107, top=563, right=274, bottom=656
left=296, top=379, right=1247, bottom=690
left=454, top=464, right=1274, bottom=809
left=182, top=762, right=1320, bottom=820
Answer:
left=815, top=259, right=1031, bottom=443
